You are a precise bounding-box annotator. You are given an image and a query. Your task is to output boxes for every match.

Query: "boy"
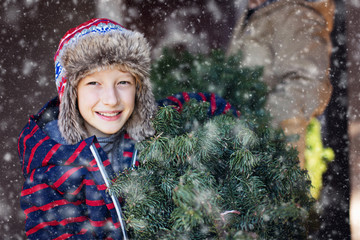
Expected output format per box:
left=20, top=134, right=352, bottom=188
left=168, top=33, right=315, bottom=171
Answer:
left=19, top=18, right=157, bottom=239
left=19, top=18, right=237, bottom=239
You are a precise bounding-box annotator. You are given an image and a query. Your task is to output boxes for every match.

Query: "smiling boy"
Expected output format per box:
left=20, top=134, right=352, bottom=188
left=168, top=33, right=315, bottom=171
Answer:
left=18, top=18, right=157, bottom=239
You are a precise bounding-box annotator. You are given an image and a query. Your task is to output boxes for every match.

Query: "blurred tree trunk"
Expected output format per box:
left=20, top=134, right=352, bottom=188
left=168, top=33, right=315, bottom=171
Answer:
left=0, top=2, right=95, bottom=238
left=346, top=1, right=360, bottom=239
left=318, top=0, right=350, bottom=239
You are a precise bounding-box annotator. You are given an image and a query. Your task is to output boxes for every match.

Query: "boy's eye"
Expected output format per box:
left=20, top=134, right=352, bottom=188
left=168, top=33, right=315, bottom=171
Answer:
left=87, top=81, right=98, bottom=85
left=118, top=81, right=131, bottom=85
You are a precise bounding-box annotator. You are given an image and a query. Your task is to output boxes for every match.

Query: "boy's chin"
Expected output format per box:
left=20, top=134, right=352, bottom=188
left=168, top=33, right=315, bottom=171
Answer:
left=96, top=129, right=122, bottom=138
left=85, top=124, right=123, bottom=138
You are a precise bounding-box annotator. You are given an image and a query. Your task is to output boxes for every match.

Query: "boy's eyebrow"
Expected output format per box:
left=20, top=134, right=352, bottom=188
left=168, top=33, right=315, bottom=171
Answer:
left=116, top=75, right=135, bottom=81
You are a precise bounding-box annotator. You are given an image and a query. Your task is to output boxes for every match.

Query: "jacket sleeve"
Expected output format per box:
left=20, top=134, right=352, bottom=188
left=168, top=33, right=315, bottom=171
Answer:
left=157, top=92, right=240, bottom=117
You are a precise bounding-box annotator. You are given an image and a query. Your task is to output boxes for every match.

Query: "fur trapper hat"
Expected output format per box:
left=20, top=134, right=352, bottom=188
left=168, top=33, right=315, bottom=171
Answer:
left=54, top=18, right=156, bottom=144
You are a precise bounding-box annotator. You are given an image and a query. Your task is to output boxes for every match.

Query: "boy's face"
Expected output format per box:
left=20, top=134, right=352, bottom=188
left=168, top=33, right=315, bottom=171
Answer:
left=77, top=68, right=136, bottom=138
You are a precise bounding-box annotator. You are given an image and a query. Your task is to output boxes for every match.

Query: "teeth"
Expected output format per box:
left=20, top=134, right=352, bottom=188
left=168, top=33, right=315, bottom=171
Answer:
left=98, top=112, right=120, bottom=117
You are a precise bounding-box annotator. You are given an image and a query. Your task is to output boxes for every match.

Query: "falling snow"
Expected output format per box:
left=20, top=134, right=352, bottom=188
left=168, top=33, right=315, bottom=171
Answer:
left=0, top=0, right=357, bottom=239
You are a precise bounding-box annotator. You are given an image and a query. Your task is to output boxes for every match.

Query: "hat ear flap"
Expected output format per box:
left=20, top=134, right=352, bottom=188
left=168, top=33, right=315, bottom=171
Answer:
left=58, top=81, right=87, bottom=144
left=125, top=76, right=157, bottom=141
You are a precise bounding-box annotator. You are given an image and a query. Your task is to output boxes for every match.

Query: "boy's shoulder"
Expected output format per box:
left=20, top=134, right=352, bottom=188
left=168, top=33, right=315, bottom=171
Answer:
left=42, top=120, right=67, bottom=144
left=24, top=97, right=67, bottom=144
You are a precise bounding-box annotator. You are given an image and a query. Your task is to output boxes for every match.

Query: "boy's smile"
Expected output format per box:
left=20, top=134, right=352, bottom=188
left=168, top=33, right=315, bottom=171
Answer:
left=77, top=68, right=136, bottom=138
left=96, top=111, right=122, bottom=121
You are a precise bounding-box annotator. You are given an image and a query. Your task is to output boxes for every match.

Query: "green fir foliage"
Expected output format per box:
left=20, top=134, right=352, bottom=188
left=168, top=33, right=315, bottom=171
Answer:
left=150, top=48, right=269, bottom=126
left=111, top=100, right=314, bottom=239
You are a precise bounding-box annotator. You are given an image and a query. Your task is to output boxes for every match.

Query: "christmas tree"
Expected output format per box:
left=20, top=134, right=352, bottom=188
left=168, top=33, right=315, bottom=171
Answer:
left=111, top=49, right=314, bottom=239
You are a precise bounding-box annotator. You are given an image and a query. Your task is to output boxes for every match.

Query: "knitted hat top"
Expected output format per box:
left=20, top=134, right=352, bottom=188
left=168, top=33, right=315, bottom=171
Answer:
left=54, top=18, right=156, bottom=144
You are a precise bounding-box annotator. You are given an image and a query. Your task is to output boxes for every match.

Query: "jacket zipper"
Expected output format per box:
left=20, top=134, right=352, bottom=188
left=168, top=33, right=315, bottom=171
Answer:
left=90, top=143, right=128, bottom=240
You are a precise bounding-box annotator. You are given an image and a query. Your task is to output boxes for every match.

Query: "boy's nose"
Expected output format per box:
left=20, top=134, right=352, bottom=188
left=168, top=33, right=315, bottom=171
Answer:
left=101, top=86, right=119, bottom=106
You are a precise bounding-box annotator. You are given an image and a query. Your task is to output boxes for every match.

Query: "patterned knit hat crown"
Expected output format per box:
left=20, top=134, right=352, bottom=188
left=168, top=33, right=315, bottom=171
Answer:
left=54, top=18, right=128, bottom=100
left=55, top=18, right=156, bottom=144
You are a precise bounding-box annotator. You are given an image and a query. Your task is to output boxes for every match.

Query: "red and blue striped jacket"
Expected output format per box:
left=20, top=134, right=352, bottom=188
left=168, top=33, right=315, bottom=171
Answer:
left=19, top=92, right=239, bottom=239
